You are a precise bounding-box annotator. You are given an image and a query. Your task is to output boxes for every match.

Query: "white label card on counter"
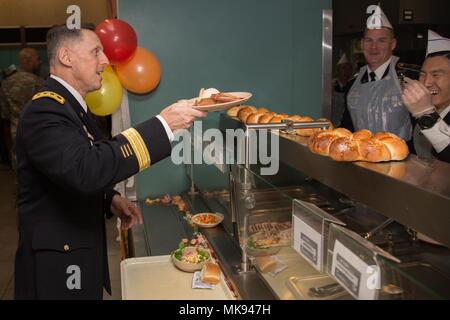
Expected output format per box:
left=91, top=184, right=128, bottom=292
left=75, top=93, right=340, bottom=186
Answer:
left=331, top=240, right=377, bottom=300
left=293, top=215, right=322, bottom=271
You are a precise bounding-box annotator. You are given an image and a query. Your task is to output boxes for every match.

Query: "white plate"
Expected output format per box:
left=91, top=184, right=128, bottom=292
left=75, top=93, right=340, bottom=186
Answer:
left=191, top=92, right=252, bottom=112
left=191, top=212, right=224, bottom=228
left=246, top=244, right=282, bottom=257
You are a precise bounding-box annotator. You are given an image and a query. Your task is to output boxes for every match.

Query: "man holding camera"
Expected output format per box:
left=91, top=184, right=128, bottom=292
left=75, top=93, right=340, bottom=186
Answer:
left=402, top=30, right=450, bottom=163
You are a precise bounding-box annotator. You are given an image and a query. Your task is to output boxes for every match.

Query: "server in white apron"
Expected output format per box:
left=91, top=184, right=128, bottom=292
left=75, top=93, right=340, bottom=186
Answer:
left=402, top=30, right=450, bottom=163
left=346, top=7, right=412, bottom=141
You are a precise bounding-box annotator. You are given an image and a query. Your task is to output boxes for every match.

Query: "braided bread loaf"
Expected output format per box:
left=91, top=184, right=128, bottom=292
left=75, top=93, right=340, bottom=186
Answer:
left=308, top=129, right=409, bottom=162
left=227, top=106, right=332, bottom=136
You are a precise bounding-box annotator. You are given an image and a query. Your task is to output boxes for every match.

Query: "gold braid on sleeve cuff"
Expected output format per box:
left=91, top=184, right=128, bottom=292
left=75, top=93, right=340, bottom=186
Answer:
left=122, top=128, right=151, bottom=171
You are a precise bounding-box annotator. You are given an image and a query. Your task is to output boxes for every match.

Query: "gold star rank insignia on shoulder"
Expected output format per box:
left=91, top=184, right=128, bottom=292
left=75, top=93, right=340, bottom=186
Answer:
left=32, top=91, right=65, bottom=104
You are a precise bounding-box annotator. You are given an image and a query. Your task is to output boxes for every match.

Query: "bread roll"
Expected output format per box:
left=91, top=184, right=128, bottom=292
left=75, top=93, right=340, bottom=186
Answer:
left=373, top=131, right=398, bottom=140
left=270, top=116, right=284, bottom=123
left=258, top=113, right=276, bottom=123
left=308, top=128, right=352, bottom=156
left=371, top=131, right=409, bottom=160
left=351, top=129, right=373, bottom=141
left=329, top=137, right=362, bottom=161
left=307, top=130, right=338, bottom=156
left=358, top=138, right=391, bottom=162
left=286, top=115, right=303, bottom=122
left=238, top=106, right=257, bottom=122
left=377, top=136, right=409, bottom=161
left=246, top=112, right=266, bottom=124
left=200, top=262, right=221, bottom=285
left=227, top=106, right=242, bottom=117
left=332, top=128, right=353, bottom=136
left=253, top=256, right=277, bottom=273
left=277, top=113, right=290, bottom=119
left=256, top=107, right=270, bottom=114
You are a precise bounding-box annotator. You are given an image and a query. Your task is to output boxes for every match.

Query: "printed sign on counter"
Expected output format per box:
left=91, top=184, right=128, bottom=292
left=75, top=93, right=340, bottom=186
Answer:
left=330, top=240, right=377, bottom=300
left=293, top=214, right=322, bottom=271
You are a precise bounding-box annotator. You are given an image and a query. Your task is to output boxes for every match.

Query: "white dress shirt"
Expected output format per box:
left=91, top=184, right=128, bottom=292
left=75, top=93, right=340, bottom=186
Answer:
left=367, top=56, right=392, bottom=81
left=50, top=74, right=174, bottom=142
left=50, top=74, right=88, bottom=113
left=421, top=105, right=450, bottom=153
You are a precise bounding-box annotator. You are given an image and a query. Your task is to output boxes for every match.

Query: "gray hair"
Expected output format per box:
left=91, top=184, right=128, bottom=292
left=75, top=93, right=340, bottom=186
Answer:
left=46, top=23, right=95, bottom=65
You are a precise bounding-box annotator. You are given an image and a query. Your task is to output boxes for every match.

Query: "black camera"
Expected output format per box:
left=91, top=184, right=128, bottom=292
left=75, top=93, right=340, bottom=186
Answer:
left=397, top=63, right=421, bottom=84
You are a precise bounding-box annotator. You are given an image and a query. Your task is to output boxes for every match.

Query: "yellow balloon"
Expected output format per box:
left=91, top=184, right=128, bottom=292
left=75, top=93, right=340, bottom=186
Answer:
left=86, top=65, right=123, bottom=116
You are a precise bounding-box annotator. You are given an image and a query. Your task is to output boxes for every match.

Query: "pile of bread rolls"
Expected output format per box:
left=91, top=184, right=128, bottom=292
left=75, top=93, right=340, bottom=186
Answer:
left=308, top=128, right=409, bottom=162
left=227, top=105, right=332, bottom=137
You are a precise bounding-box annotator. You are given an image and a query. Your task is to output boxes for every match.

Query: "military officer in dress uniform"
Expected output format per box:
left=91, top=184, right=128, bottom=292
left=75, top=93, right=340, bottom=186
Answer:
left=14, top=24, right=206, bottom=299
left=343, top=6, right=412, bottom=141
left=402, top=30, right=450, bottom=163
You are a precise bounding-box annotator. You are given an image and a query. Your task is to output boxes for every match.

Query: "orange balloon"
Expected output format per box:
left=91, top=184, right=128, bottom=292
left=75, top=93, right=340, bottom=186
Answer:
left=115, top=47, right=161, bottom=94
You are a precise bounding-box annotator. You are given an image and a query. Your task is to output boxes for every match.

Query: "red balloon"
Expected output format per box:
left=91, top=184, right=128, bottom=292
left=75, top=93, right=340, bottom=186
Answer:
left=96, top=19, right=137, bottom=64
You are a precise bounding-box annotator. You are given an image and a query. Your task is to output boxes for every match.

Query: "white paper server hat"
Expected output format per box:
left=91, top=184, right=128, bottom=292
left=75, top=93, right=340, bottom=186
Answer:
left=337, top=53, right=350, bottom=65
left=426, top=30, right=450, bottom=57
left=367, top=5, right=393, bottom=30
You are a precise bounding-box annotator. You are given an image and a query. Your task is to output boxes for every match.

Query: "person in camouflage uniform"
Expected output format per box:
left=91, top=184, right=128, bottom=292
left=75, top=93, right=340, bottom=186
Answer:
left=0, top=80, right=11, bottom=165
left=2, top=48, right=44, bottom=172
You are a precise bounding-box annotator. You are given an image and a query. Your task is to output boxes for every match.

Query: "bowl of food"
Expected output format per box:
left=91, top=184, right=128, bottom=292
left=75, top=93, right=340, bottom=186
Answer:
left=171, top=246, right=211, bottom=272
left=245, top=231, right=283, bottom=257
left=191, top=212, right=224, bottom=228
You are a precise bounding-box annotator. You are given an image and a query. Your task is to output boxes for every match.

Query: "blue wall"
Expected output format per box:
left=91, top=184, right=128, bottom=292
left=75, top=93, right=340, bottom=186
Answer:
left=118, top=0, right=331, bottom=199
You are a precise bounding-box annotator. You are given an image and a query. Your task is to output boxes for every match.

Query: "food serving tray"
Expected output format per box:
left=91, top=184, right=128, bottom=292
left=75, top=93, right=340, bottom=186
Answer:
left=121, top=255, right=235, bottom=300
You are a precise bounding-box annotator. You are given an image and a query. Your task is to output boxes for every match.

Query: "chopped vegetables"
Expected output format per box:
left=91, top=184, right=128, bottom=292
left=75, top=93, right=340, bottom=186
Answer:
left=194, top=213, right=217, bottom=224
left=173, top=247, right=210, bottom=264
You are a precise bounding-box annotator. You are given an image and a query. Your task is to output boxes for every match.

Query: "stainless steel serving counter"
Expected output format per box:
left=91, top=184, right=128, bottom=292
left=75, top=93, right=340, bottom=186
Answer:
left=219, top=114, right=450, bottom=248
left=129, top=197, right=278, bottom=299
left=127, top=114, right=450, bottom=300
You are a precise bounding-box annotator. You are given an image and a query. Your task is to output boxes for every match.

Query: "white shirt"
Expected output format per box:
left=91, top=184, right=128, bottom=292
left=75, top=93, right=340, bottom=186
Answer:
left=50, top=74, right=88, bottom=113
left=367, top=56, right=392, bottom=81
left=421, top=105, right=450, bottom=153
left=50, top=74, right=174, bottom=142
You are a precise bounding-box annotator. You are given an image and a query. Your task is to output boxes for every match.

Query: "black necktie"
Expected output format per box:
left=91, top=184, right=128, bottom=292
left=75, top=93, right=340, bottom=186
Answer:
left=369, top=71, right=377, bottom=82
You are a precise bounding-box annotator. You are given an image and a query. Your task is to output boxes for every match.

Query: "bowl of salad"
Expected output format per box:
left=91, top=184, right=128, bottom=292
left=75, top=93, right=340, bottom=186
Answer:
left=245, top=231, right=282, bottom=257
left=171, top=245, right=211, bottom=272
